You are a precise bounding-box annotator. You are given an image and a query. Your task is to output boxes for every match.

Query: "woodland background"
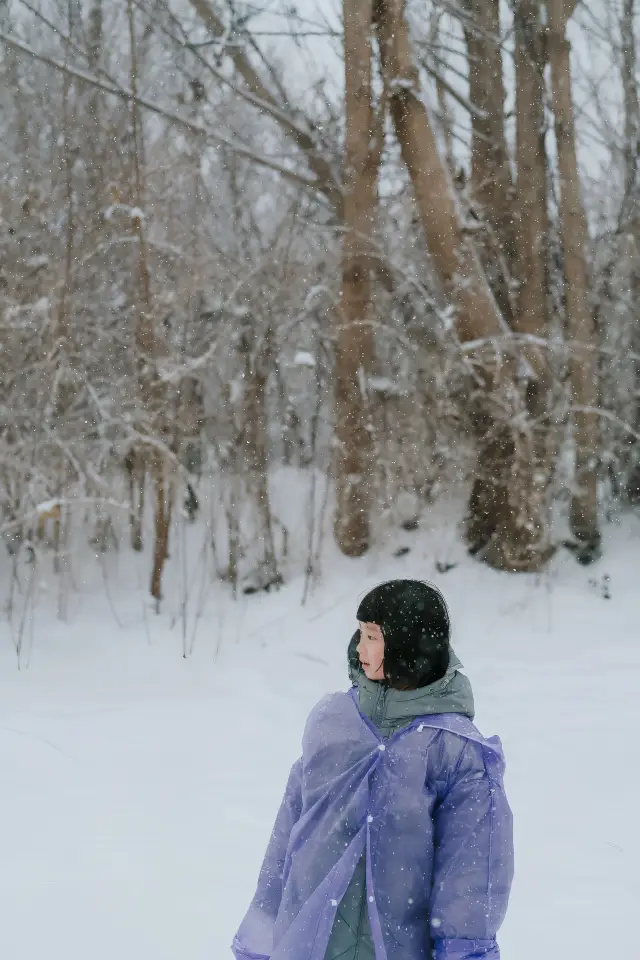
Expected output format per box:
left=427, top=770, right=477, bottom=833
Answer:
left=0, top=0, right=639, bottom=612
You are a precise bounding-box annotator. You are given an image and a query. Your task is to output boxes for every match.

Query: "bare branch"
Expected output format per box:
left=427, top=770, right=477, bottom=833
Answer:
left=0, top=29, right=328, bottom=197
left=185, top=0, right=343, bottom=214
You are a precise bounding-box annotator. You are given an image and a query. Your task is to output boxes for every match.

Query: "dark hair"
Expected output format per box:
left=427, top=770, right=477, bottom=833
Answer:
left=348, top=579, right=451, bottom=688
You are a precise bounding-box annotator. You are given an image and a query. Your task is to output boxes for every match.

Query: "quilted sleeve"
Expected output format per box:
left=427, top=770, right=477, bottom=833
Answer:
left=429, top=738, right=514, bottom=960
left=232, top=758, right=303, bottom=960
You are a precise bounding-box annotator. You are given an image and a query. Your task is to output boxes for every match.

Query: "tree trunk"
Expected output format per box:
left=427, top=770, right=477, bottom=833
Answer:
left=513, top=0, right=549, bottom=348
left=239, top=326, right=279, bottom=587
left=127, top=0, right=173, bottom=600
left=375, top=0, right=552, bottom=571
left=375, top=0, right=506, bottom=344
left=334, top=0, right=378, bottom=557
left=429, top=12, right=456, bottom=175
left=150, top=451, right=172, bottom=603
left=125, top=448, right=145, bottom=552
left=463, top=0, right=516, bottom=319
left=548, top=0, right=601, bottom=555
left=621, top=0, right=639, bottom=210
left=477, top=0, right=554, bottom=569
left=620, top=0, right=640, bottom=501
left=462, top=0, right=517, bottom=558
left=86, top=0, right=103, bottom=202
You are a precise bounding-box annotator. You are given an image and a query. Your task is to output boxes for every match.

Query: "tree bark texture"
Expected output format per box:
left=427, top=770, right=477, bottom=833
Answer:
left=548, top=0, right=601, bottom=552
left=376, top=0, right=553, bottom=571
left=239, top=327, right=279, bottom=585
left=334, top=0, right=378, bottom=557
left=620, top=0, right=640, bottom=502
left=375, top=0, right=507, bottom=345
left=463, top=0, right=516, bottom=320
left=128, top=0, right=174, bottom=601
left=477, top=0, right=554, bottom=570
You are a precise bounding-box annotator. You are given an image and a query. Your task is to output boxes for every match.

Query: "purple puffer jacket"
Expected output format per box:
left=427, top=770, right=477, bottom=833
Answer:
left=232, top=688, right=514, bottom=960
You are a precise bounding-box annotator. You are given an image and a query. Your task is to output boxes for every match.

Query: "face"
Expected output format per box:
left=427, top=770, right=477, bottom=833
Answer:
left=356, top=621, right=385, bottom=681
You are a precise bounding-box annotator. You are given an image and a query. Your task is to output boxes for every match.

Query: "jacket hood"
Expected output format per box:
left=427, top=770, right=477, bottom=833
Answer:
left=348, top=646, right=475, bottom=721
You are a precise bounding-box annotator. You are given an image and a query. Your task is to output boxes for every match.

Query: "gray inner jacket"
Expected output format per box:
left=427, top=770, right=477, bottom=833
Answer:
left=323, top=650, right=475, bottom=960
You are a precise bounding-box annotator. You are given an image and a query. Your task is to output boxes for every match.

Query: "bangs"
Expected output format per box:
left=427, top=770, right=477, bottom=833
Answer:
left=356, top=587, right=386, bottom=625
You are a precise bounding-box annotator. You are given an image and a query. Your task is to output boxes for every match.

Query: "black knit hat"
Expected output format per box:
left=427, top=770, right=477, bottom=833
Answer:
left=348, top=579, right=451, bottom=688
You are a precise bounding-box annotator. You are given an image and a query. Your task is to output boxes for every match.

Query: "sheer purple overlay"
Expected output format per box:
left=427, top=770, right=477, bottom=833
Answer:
left=232, top=689, right=513, bottom=960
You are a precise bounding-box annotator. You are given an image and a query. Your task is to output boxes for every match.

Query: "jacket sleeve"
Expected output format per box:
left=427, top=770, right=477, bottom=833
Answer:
left=429, top=737, right=514, bottom=960
left=232, top=758, right=303, bottom=960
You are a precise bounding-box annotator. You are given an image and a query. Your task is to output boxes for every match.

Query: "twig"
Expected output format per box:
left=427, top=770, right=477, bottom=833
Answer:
left=0, top=29, right=328, bottom=198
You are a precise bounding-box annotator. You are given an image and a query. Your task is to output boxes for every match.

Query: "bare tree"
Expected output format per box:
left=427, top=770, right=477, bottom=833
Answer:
left=620, top=0, right=640, bottom=501
left=333, top=0, right=381, bottom=556
left=463, top=0, right=516, bottom=320
left=185, top=0, right=343, bottom=214
left=548, top=0, right=601, bottom=555
left=374, top=0, right=507, bottom=345
left=480, top=0, right=554, bottom=569
left=375, top=0, right=558, bottom=571
left=127, top=0, right=173, bottom=603
left=430, top=0, right=517, bottom=562
left=1, top=0, right=636, bottom=615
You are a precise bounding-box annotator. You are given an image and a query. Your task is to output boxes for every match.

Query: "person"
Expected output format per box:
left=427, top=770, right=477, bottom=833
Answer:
left=232, top=580, right=514, bottom=960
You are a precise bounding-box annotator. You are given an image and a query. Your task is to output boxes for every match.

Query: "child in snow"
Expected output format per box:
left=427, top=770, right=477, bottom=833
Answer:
left=232, top=579, right=514, bottom=960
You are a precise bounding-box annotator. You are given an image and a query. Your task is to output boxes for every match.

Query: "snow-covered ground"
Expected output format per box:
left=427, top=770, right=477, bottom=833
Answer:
left=1, top=505, right=639, bottom=960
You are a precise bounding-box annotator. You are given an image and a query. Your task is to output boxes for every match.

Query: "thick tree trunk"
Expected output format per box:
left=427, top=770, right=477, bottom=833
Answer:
left=464, top=0, right=516, bottom=319
left=513, top=0, right=549, bottom=348
left=375, top=0, right=507, bottom=345
left=463, top=0, right=516, bottom=559
left=548, top=0, right=601, bottom=554
left=375, top=0, right=552, bottom=571
left=334, top=0, right=378, bottom=557
left=479, top=0, right=554, bottom=570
